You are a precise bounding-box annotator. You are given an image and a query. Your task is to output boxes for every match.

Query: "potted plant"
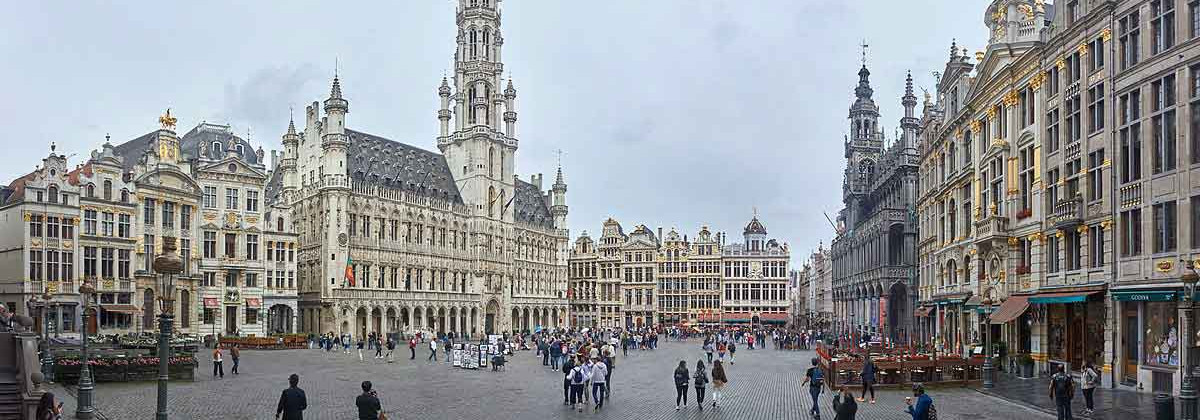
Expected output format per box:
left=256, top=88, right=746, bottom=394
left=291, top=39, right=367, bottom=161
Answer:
left=1015, top=353, right=1035, bottom=378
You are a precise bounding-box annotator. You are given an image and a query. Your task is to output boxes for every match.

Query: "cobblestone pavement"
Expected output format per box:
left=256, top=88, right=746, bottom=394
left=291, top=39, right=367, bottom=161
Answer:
left=59, top=339, right=1053, bottom=419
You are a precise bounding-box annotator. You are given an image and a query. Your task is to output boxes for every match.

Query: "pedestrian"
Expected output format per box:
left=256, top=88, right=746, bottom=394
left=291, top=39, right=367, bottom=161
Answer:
left=710, top=359, right=727, bottom=408
left=428, top=338, right=438, bottom=362
left=1048, top=365, right=1075, bottom=420
left=375, top=337, right=384, bottom=359
left=673, top=360, right=690, bottom=410
left=408, top=336, right=417, bottom=360
left=859, top=356, right=876, bottom=403
left=703, top=340, right=714, bottom=364
left=549, top=339, right=562, bottom=370
left=356, top=381, right=384, bottom=420
left=717, top=340, right=727, bottom=361
left=385, top=338, right=395, bottom=363
left=832, top=387, right=858, bottom=420
left=1082, top=362, right=1100, bottom=415
left=569, top=356, right=590, bottom=412
left=230, top=343, right=241, bottom=375
left=801, top=357, right=824, bottom=417
left=590, top=356, right=608, bottom=411
left=36, top=391, right=63, bottom=420
left=561, top=355, right=576, bottom=405
left=904, top=383, right=934, bottom=420
left=275, top=373, right=308, bottom=420
left=693, top=360, right=709, bottom=411
left=728, top=341, right=736, bottom=365
left=212, top=344, right=225, bottom=378
left=356, top=338, right=365, bottom=362
left=342, top=335, right=351, bottom=354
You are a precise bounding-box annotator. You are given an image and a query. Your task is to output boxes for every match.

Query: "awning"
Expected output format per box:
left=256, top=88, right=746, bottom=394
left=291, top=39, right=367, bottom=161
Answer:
left=963, top=295, right=984, bottom=308
left=101, top=304, right=140, bottom=313
left=1028, top=290, right=1101, bottom=304
left=203, top=297, right=219, bottom=308
left=245, top=298, right=261, bottom=308
left=989, top=295, right=1030, bottom=324
left=914, top=307, right=933, bottom=317
left=1112, top=290, right=1178, bottom=302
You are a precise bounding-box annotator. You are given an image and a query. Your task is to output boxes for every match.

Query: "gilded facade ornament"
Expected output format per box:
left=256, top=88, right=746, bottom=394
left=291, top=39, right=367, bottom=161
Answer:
left=158, top=108, right=178, bottom=129
left=1078, top=43, right=1089, bottom=56
left=987, top=106, right=998, bottom=120
left=976, top=51, right=985, bottom=62
left=1003, top=90, right=1020, bottom=107
left=1101, top=28, right=1112, bottom=42
left=1076, top=225, right=1089, bottom=234
left=1018, top=4, right=1034, bottom=20
left=970, top=119, right=982, bottom=133
left=1008, top=236, right=1020, bottom=246
left=1056, top=58, right=1066, bottom=70
left=1029, top=72, right=1046, bottom=90
left=23, top=212, right=31, bottom=222
left=1054, top=230, right=1064, bottom=238
left=1099, top=219, right=1114, bottom=230
left=1156, top=260, right=1175, bottom=273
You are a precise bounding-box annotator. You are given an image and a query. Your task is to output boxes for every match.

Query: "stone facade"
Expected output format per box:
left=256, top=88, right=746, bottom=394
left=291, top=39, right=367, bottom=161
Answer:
left=284, top=0, right=569, bottom=339
left=568, top=216, right=789, bottom=328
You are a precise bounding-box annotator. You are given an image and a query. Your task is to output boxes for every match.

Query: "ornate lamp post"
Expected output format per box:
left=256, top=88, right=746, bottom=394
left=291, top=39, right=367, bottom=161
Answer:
left=981, top=287, right=995, bottom=389
left=153, top=237, right=183, bottom=420
left=76, top=281, right=97, bottom=419
left=41, top=291, right=54, bottom=382
left=1181, top=262, right=1200, bottom=420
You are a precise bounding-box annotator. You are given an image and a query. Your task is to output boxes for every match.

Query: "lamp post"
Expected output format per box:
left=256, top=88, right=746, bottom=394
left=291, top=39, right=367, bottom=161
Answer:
left=153, top=237, right=183, bottom=420
left=76, top=281, right=97, bottom=419
left=41, top=291, right=54, bottom=382
left=981, top=287, right=995, bottom=389
left=1181, top=263, right=1200, bottom=420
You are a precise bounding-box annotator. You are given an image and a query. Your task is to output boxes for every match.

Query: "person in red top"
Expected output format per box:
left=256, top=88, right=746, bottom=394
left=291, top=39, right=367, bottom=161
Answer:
left=408, top=337, right=417, bottom=360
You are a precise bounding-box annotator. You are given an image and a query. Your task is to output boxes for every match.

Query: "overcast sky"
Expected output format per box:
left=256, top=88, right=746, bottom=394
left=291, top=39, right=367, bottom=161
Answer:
left=0, top=0, right=992, bottom=264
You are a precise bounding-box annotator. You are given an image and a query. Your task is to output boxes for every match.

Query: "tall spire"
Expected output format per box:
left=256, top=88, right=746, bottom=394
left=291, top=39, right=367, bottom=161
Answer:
left=860, top=39, right=869, bottom=68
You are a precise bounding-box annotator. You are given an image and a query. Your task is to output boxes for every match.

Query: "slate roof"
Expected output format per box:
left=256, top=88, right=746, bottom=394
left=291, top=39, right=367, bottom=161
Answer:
left=109, top=123, right=261, bottom=175
left=744, top=216, right=768, bottom=235
left=513, top=178, right=553, bottom=228
left=345, top=129, right=463, bottom=204
left=264, top=166, right=284, bottom=205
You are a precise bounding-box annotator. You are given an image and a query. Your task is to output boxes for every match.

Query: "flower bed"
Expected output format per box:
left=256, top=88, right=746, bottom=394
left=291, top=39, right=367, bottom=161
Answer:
left=53, top=354, right=196, bottom=383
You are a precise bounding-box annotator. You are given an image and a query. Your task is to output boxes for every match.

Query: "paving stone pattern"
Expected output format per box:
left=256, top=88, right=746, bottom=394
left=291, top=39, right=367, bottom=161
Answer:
left=57, top=339, right=1054, bottom=419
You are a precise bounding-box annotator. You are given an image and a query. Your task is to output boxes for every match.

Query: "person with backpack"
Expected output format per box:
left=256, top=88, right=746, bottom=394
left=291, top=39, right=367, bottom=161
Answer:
left=1082, top=362, right=1100, bottom=415
left=561, top=356, right=576, bottom=405
left=904, top=383, right=934, bottom=420
left=569, top=356, right=591, bottom=412
left=859, top=356, right=876, bottom=404
left=673, top=360, right=690, bottom=410
left=832, top=386, right=858, bottom=420
left=693, top=360, right=709, bottom=411
left=801, top=357, right=824, bottom=418
left=728, top=341, right=737, bottom=365
left=711, top=360, right=728, bottom=408
left=1049, top=365, right=1075, bottom=420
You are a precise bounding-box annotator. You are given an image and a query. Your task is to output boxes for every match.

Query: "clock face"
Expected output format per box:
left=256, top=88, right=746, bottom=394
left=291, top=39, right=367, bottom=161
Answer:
left=338, top=232, right=348, bottom=246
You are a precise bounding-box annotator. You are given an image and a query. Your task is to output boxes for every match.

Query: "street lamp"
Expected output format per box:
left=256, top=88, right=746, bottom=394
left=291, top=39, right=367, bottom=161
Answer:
left=1181, top=262, right=1200, bottom=420
left=76, top=281, right=97, bottom=420
left=41, top=291, right=54, bottom=382
left=981, top=287, right=995, bottom=389
left=153, top=237, right=183, bottom=420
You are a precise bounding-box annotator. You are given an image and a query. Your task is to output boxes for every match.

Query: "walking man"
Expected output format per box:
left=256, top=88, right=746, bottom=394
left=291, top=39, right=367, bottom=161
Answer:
left=1049, top=365, right=1075, bottom=420
left=230, top=343, right=241, bottom=375
left=408, top=336, right=417, bottom=360
left=590, top=356, right=608, bottom=411
left=385, top=338, right=395, bottom=363
left=428, top=338, right=438, bottom=362
left=801, top=358, right=824, bottom=418
left=275, top=373, right=307, bottom=420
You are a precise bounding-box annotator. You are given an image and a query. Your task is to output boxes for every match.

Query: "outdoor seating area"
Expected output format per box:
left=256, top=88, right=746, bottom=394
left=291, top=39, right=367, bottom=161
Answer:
left=218, top=333, right=308, bottom=350
left=816, top=342, right=983, bottom=389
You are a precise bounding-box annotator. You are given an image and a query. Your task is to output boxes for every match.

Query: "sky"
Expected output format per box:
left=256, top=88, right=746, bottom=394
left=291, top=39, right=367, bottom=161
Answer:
left=0, top=0, right=992, bottom=264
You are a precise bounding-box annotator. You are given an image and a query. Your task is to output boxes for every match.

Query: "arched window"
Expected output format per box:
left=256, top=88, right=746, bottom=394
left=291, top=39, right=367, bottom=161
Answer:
left=120, top=189, right=129, bottom=203
left=236, top=144, right=245, bottom=156
left=102, top=180, right=112, bottom=201
left=211, top=141, right=223, bottom=158
left=946, top=259, right=957, bottom=286
left=488, top=147, right=495, bottom=178
left=963, top=255, right=972, bottom=284
left=48, top=186, right=58, bottom=203
left=277, top=217, right=284, bottom=232
left=483, top=28, right=490, bottom=59
left=948, top=143, right=957, bottom=172
left=947, top=199, right=957, bottom=239
left=86, top=184, right=95, bottom=198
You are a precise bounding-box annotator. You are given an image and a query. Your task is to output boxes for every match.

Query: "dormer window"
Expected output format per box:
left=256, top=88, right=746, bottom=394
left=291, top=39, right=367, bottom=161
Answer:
left=48, top=186, right=58, bottom=203
left=211, top=142, right=223, bottom=158
left=121, top=190, right=129, bottom=203
left=103, top=180, right=112, bottom=201
left=236, top=144, right=245, bottom=156
left=86, top=184, right=95, bottom=198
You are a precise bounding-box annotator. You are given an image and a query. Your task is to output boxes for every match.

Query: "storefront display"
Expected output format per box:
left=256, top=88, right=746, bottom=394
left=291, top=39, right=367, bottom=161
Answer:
left=1144, top=301, right=1179, bottom=366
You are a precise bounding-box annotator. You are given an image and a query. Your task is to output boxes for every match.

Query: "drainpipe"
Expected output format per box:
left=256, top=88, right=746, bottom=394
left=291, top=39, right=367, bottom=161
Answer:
left=1105, top=9, right=1117, bottom=391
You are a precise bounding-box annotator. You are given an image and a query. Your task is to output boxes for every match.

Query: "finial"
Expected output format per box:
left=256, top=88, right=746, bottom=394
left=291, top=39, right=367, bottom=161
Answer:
left=158, top=108, right=177, bottom=129
left=105, top=133, right=111, bottom=144
left=334, top=56, right=339, bottom=79
left=860, top=39, right=869, bottom=67
left=50, top=142, right=56, bottom=153
left=555, top=148, right=564, bottom=167
left=950, top=38, right=958, bottom=58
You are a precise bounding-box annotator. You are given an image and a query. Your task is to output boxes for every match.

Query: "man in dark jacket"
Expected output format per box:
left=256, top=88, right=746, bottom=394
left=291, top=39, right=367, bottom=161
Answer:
left=356, top=381, right=382, bottom=420
left=832, top=387, right=858, bottom=420
left=275, top=373, right=307, bottom=420
left=561, top=357, right=576, bottom=405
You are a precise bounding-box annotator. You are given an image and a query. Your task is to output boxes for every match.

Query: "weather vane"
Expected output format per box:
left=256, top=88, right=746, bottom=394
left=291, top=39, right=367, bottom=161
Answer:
left=861, top=39, right=869, bottom=67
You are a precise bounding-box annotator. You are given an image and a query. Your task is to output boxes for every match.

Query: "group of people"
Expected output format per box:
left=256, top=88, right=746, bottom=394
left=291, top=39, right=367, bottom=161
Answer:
left=211, top=343, right=242, bottom=378
left=672, top=358, right=729, bottom=411
left=271, top=374, right=388, bottom=420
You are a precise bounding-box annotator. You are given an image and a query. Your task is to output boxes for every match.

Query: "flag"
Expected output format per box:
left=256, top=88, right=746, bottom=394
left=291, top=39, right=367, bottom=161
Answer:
left=345, top=255, right=355, bottom=286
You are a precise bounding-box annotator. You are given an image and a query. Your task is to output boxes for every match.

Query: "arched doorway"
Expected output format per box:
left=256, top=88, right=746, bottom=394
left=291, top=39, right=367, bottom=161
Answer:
left=485, top=301, right=499, bottom=335
left=269, top=304, right=294, bottom=334
left=143, top=288, right=155, bottom=330
left=356, top=307, right=368, bottom=340
left=371, top=307, right=382, bottom=337
left=399, top=308, right=409, bottom=331
left=386, top=307, right=397, bottom=334
left=888, top=281, right=910, bottom=344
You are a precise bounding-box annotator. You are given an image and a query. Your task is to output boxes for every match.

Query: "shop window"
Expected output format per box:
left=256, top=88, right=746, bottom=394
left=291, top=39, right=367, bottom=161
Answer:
left=1144, top=301, right=1180, bottom=366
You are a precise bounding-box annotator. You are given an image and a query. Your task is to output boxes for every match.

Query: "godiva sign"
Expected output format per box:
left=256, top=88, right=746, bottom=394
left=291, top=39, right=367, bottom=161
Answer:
left=1112, top=291, right=1177, bottom=302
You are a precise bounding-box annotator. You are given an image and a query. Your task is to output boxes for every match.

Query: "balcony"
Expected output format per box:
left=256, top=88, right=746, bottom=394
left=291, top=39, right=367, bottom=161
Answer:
left=1049, top=196, right=1083, bottom=229
left=1119, top=183, right=1143, bottom=210
left=974, top=214, right=1009, bottom=242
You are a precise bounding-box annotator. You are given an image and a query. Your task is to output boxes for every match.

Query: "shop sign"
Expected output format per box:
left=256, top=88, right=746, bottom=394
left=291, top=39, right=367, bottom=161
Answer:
left=1113, top=291, right=1176, bottom=302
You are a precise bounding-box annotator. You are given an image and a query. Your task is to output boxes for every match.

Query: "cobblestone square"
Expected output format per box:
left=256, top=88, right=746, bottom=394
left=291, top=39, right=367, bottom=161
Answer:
left=57, top=339, right=1053, bottom=419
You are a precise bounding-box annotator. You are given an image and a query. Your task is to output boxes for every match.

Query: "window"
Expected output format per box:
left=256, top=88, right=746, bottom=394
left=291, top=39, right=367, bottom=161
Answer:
left=1018, top=146, right=1035, bottom=212
left=1152, top=0, right=1176, bottom=55
left=1048, top=234, right=1061, bottom=273
left=1090, top=225, right=1105, bottom=268
left=203, top=272, right=216, bottom=287
left=224, top=233, right=237, bottom=257
left=1089, top=83, right=1105, bottom=133
left=162, top=201, right=175, bottom=228
left=118, top=214, right=131, bottom=238
left=246, top=191, right=259, bottom=212
left=225, top=272, right=237, bottom=288
left=1119, top=89, right=1143, bottom=183
left=1193, top=196, right=1200, bottom=249
left=203, top=308, right=216, bottom=325
left=203, top=231, right=217, bottom=258
left=1088, top=150, right=1105, bottom=202
left=245, top=272, right=257, bottom=288
left=1047, top=108, right=1061, bottom=152
left=203, top=186, right=217, bottom=208
left=1089, top=36, right=1105, bottom=72
left=1049, top=66, right=1061, bottom=96
left=1047, top=168, right=1061, bottom=212
left=225, top=188, right=239, bottom=210
left=142, top=235, right=153, bottom=271
left=1066, top=158, right=1083, bottom=199
left=47, top=216, right=59, bottom=239
left=349, top=214, right=357, bottom=236
left=1153, top=201, right=1178, bottom=253
left=245, top=308, right=258, bottom=324
left=61, top=251, right=73, bottom=283
left=43, top=250, right=58, bottom=282
left=118, top=249, right=130, bottom=279
left=143, top=198, right=156, bottom=225
left=180, top=238, right=190, bottom=275
left=102, top=180, right=112, bottom=201
left=29, top=214, right=42, bottom=237
left=1020, top=88, right=1035, bottom=127
left=1065, top=229, right=1082, bottom=271
left=181, top=205, right=191, bottom=231
left=83, top=247, right=97, bottom=278
left=1119, top=11, right=1142, bottom=70
left=288, top=243, right=294, bottom=262
left=246, top=234, right=258, bottom=260
left=101, top=247, right=114, bottom=278
left=47, top=186, right=58, bottom=204
left=100, top=212, right=114, bottom=236
left=1066, top=90, right=1082, bottom=144
left=266, top=241, right=274, bottom=262
left=1152, top=75, right=1178, bottom=174
left=29, top=250, right=42, bottom=281
left=83, top=210, right=97, bottom=235
left=1145, top=301, right=1180, bottom=366
left=61, top=219, right=73, bottom=240
left=1121, top=209, right=1143, bottom=256
left=1193, top=65, right=1200, bottom=165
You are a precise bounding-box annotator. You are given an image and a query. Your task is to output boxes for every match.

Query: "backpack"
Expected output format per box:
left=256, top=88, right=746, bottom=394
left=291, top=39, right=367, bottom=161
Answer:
left=811, top=367, right=824, bottom=387
left=572, top=367, right=584, bottom=383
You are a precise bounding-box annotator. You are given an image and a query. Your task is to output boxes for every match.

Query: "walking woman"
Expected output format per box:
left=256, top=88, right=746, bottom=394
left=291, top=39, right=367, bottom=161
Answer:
left=693, top=360, right=709, bottom=411
left=673, top=360, right=690, bottom=410
left=711, top=359, right=728, bottom=408
left=703, top=340, right=714, bottom=363
left=860, top=356, right=876, bottom=403
left=717, top=340, right=727, bottom=361
left=1082, top=362, right=1100, bottom=415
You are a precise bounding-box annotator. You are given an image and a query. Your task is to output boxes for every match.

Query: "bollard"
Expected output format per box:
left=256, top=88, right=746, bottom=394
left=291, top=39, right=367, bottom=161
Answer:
left=1156, top=393, right=1176, bottom=420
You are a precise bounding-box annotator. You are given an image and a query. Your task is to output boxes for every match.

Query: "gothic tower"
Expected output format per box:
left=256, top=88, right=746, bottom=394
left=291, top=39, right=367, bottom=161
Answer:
left=841, top=60, right=884, bottom=229
left=438, top=0, right=516, bottom=222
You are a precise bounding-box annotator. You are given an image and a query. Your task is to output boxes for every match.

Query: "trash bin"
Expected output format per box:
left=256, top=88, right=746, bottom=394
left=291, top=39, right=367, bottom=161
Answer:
left=1155, top=393, right=1175, bottom=420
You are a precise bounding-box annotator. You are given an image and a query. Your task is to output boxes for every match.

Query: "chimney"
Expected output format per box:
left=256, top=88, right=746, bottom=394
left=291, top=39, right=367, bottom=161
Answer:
left=657, top=227, right=663, bottom=241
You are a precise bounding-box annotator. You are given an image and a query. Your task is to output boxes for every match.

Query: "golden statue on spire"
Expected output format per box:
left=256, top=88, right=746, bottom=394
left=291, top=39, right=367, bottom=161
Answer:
left=158, top=108, right=178, bottom=129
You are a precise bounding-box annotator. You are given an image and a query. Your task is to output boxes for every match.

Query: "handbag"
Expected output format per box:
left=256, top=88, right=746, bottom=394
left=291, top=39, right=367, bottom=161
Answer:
left=378, top=412, right=388, bottom=420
